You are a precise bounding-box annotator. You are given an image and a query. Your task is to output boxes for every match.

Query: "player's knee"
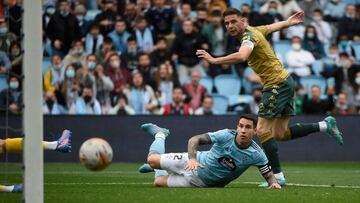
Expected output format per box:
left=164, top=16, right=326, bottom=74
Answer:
left=272, top=127, right=289, bottom=141
left=153, top=177, right=167, bottom=187
left=147, top=154, right=161, bottom=169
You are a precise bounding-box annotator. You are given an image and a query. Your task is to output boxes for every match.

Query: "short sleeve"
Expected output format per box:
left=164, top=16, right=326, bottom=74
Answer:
left=241, top=30, right=258, bottom=48
left=255, top=25, right=270, bottom=37
left=253, top=150, right=269, bottom=167
left=208, top=129, right=233, bottom=144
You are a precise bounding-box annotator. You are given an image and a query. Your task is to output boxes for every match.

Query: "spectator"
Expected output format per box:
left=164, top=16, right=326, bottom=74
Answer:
left=294, top=85, right=306, bottom=114
left=145, top=0, right=175, bottom=37
left=242, top=67, right=262, bottom=95
left=8, top=42, right=23, bottom=77
left=174, top=3, right=196, bottom=33
left=85, top=23, right=104, bottom=55
left=153, top=62, right=180, bottom=106
left=333, top=53, right=360, bottom=94
left=95, top=36, right=116, bottom=65
left=302, top=25, right=325, bottom=59
left=338, top=4, right=360, bottom=40
left=7, top=0, right=22, bottom=37
left=248, top=87, right=263, bottom=115
left=0, top=20, right=10, bottom=53
left=150, top=37, right=171, bottom=67
left=75, top=54, right=97, bottom=87
left=337, top=34, right=357, bottom=59
left=286, top=36, right=316, bottom=80
left=105, top=53, right=131, bottom=101
left=353, top=71, right=360, bottom=110
left=298, top=0, right=321, bottom=25
left=195, top=96, right=216, bottom=115
left=0, top=75, right=22, bottom=114
left=161, top=87, right=193, bottom=115
left=42, top=91, right=67, bottom=115
left=93, top=0, right=117, bottom=36
left=123, top=71, right=158, bottom=114
left=108, top=19, right=131, bottom=54
left=171, top=20, right=208, bottom=84
left=310, top=9, right=332, bottom=45
left=183, top=70, right=207, bottom=111
left=69, top=85, right=102, bottom=115
left=75, top=4, right=90, bottom=37
left=121, top=36, right=140, bottom=71
left=124, top=2, right=138, bottom=30
left=324, top=0, right=347, bottom=22
left=259, top=1, right=285, bottom=42
left=286, top=20, right=305, bottom=39
left=266, top=0, right=302, bottom=20
left=108, top=93, right=136, bottom=115
left=302, top=85, right=335, bottom=114
left=43, top=2, right=56, bottom=32
left=63, top=64, right=80, bottom=109
left=63, top=40, right=87, bottom=68
left=134, top=16, right=154, bottom=54
left=43, top=54, right=65, bottom=93
left=46, top=0, right=82, bottom=57
left=332, top=92, right=357, bottom=115
left=193, top=7, right=209, bottom=33
left=240, top=3, right=263, bottom=26
left=137, top=53, right=156, bottom=88
left=93, top=64, right=114, bottom=113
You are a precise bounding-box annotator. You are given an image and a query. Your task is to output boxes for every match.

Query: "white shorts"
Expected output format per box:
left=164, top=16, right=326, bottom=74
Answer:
left=160, top=152, right=207, bottom=187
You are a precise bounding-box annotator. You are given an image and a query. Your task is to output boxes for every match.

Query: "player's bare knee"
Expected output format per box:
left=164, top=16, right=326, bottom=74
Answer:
left=147, top=154, right=161, bottom=169
left=153, top=176, right=167, bottom=187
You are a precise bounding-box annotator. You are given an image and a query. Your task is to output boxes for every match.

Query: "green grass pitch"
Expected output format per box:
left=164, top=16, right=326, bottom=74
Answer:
left=1, top=162, right=360, bottom=203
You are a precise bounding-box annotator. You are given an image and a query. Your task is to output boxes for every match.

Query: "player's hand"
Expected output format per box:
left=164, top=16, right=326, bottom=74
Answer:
left=185, top=158, right=204, bottom=171
left=196, top=50, right=216, bottom=64
left=268, top=183, right=281, bottom=189
left=286, top=11, right=304, bottom=26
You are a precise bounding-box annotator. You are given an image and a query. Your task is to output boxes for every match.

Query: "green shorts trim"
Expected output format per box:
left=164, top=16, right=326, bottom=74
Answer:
left=258, top=76, right=296, bottom=119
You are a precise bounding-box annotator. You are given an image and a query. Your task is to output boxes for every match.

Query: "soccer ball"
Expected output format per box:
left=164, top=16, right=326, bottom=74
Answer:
left=79, top=138, right=113, bottom=171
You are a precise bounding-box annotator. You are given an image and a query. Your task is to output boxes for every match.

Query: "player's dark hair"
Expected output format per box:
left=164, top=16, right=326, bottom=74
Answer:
left=239, top=114, right=258, bottom=128
left=222, top=8, right=242, bottom=18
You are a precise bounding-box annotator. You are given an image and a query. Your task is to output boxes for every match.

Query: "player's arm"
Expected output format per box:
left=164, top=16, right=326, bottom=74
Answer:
left=266, top=11, right=304, bottom=34
left=185, top=133, right=212, bottom=170
left=196, top=45, right=253, bottom=65
left=258, top=164, right=281, bottom=189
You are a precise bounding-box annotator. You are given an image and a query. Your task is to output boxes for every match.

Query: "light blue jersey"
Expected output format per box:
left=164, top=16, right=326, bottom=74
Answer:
left=196, top=129, right=268, bottom=187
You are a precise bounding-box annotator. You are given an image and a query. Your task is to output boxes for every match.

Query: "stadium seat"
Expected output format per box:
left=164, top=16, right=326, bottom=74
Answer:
left=42, top=58, right=52, bottom=76
left=353, top=42, right=360, bottom=63
left=214, top=75, right=241, bottom=98
left=228, top=94, right=254, bottom=106
left=200, top=76, right=214, bottom=93
left=311, top=60, right=323, bottom=76
left=273, top=40, right=291, bottom=65
left=299, top=76, right=327, bottom=96
left=0, top=75, right=8, bottom=92
left=229, top=0, right=253, bottom=9
left=85, top=10, right=101, bottom=21
left=211, top=94, right=229, bottom=115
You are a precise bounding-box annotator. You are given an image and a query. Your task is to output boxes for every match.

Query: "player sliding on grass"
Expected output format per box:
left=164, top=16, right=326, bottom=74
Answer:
left=0, top=130, right=72, bottom=193
left=195, top=8, right=343, bottom=187
left=139, top=115, right=281, bottom=188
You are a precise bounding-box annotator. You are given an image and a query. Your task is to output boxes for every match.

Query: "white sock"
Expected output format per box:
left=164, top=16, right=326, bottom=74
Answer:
left=1, top=185, right=14, bottom=192
left=318, top=121, right=327, bottom=132
left=155, top=132, right=166, bottom=140
left=43, top=141, right=58, bottom=150
left=274, top=172, right=285, bottom=180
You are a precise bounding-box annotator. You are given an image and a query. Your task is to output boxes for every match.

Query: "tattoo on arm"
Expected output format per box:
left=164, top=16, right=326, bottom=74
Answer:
left=188, top=134, right=212, bottom=160
left=258, top=164, right=277, bottom=185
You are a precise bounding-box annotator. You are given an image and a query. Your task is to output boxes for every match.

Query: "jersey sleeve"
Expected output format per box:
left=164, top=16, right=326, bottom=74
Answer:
left=241, top=30, right=258, bottom=50
left=254, top=151, right=271, bottom=175
left=255, top=25, right=270, bottom=37
left=207, top=129, right=233, bottom=144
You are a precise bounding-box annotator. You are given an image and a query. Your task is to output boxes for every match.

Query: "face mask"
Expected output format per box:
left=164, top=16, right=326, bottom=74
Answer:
left=11, top=51, right=21, bottom=57
left=313, top=16, right=322, bottom=21
left=292, top=43, right=301, bottom=51
left=84, top=95, right=92, bottom=103
left=339, top=40, right=348, bottom=48
left=54, top=64, right=62, bottom=70
left=307, top=32, right=315, bottom=39
left=46, top=7, right=56, bottom=15
left=346, top=13, right=356, bottom=19
left=9, top=81, right=19, bottom=89
left=0, top=28, right=8, bottom=34
left=268, top=8, right=277, bottom=15
left=73, top=48, right=83, bottom=55
left=88, top=62, right=96, bottom=69
left=66, top=69, right=75, bottom=78
left=340, top=60, right=352, bottom=69
left=46, top=99, right=54, bottom=108
left=76, top=15, right=84, bottom=22
left=60, top=10, right=70, bottom=17
left=355, top=77, right=360, bottom=85
left=254, top=96, right=261, bottom=103
left=111, top=60, right=120, bottom=68
left=127, top=47, right=137, bottom=54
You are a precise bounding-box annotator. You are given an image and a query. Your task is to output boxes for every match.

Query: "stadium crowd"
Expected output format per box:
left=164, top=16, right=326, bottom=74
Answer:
left=0, top=0, right=359, bottom=116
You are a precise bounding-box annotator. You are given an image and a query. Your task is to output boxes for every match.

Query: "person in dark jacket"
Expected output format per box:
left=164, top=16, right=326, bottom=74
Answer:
left=302, top=85, right=335, bottom=114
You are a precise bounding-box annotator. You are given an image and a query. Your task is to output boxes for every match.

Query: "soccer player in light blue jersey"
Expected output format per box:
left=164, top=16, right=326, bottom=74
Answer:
left=139, top=114, right=281, bottom=189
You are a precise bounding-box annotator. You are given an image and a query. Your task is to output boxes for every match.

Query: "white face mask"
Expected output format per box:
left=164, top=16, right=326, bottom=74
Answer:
left=313, top=16, right=322, bottom=21
left=355, top=77, right=360, bottom=85
left=292, top=43, right=301, bottom=51
left=111, top=60, right=120, bottom=68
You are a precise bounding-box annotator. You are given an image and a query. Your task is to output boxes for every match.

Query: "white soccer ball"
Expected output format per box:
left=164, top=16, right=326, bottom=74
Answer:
left=79, top=138, right=113, bottom=171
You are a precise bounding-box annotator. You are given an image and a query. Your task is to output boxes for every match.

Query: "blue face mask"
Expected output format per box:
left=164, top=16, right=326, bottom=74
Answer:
left=60, top=10, right=69, bottom=17
left=0, top=28, right=8, bottom=34
left=268, top=8, right=277, bottom=15
left=356, top=78, right=360, bottom=85
left=307, top=32, right=315, bottom=39
left=66, top=69, right=75, bottom=78
left=9, top=81, right=19, bottom=89
left=339, top=40, right=348, bottom=48
left=46, top=7, right=56, bottom=15
left=88, top=62, right=96, bottom=69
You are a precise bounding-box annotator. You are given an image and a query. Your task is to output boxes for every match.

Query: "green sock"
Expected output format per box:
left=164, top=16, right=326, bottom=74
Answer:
left=289, top=123, right=320, bottom=140
left=262, top=138, right=282, bottom=174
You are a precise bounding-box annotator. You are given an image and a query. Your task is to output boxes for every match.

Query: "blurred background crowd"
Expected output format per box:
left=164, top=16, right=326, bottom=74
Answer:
left=0, top=0, right=359, bottom=116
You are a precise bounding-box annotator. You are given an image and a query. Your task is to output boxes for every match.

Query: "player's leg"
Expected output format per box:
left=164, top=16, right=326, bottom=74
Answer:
left=0, top=184, right=23, bottom=193
left=0, top=130, right=72, bottom=154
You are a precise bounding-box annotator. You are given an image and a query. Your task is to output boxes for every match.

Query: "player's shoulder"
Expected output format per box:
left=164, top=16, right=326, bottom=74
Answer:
left=208, top=128, right=236, bottom=139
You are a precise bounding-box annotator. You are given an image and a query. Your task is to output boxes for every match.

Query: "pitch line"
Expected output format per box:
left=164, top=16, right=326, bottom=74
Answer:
left=243, top=182, right=360, bottom=189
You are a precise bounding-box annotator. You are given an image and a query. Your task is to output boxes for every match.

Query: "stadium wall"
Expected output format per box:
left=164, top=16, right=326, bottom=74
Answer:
left=1, top=115, right=359, bottom=162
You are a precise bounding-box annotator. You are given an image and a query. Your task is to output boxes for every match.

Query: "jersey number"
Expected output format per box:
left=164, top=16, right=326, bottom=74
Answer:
left=173, top=155, right=183, bottom=160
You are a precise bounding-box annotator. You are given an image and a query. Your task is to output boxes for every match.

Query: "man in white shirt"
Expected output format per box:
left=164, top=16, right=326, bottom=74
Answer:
left=310, top=9, right=332, bottom=45
left=285, top=36, right=315, bottom=79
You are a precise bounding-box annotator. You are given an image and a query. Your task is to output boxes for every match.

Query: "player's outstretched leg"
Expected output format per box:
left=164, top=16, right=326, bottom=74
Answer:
left=0, top=184, right=23, bottom=193
left=54, top=129, right=72, bottom=153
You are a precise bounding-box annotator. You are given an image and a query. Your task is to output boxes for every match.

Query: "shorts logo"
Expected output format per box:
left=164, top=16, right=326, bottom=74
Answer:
left=218, top=156, right=237, bottom=171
